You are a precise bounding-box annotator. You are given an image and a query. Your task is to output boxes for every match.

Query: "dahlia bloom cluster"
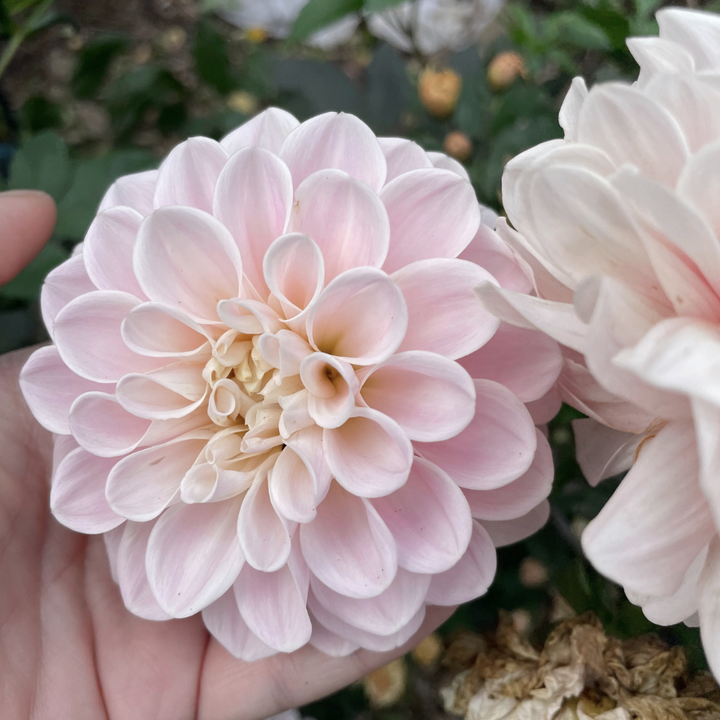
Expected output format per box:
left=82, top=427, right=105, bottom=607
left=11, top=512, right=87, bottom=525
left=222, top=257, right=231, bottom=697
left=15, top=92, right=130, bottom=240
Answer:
left=21, top=108, right=559, bottom=660
left=218, top=0, right=505, bottom=56
left=477, top=8, right=720, bottom=676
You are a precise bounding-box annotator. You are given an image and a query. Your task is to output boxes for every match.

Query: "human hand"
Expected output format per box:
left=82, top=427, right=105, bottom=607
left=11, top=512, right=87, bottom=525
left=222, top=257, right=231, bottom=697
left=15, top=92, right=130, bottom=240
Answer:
left=0, top=189, right=453, bottom=720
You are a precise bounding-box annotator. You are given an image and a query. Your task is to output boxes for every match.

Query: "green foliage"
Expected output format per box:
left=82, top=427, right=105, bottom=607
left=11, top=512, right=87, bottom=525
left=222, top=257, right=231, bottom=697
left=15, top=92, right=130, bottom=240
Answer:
left=71, top=34, right=129, bottom=99
left=193, top=16, right=237, bottom=96
left=291, top=0, right=363, bottom=41
left=9, top=131, right=71, bottom=201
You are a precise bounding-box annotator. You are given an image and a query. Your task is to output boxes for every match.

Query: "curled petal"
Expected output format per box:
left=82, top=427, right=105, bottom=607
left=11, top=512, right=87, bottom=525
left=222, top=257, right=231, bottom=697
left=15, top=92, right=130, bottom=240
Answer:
left=301, top=353, right=359, bottom=429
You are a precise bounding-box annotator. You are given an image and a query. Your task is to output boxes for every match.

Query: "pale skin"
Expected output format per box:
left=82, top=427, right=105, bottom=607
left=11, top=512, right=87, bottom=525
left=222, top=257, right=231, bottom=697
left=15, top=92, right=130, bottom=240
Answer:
left=0, top=190, right=453, bottom=720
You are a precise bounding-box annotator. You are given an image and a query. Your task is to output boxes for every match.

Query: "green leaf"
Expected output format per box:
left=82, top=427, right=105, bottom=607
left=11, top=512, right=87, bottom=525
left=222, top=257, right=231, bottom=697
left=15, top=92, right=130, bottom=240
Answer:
left=0, top=241, right=66, bottom=300
left=543, top=11, right=611, bottom=51
left=362, top=44, right=411, bottom=133
left=71, top=34, right=129, bottom=99
left=290, top=0, right=362, bottom=41
left=9, top=131, right=71, bottom=202
left=193, top=16, right=236, bottom=96
left=18, top=95, right=63, bottom=132
left=364, top=0, right=405, bottom=12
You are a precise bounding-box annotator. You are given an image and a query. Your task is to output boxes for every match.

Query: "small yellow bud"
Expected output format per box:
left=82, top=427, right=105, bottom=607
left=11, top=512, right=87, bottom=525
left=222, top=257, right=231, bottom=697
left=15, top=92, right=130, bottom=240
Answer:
left=227, top=91, right=259, bottom=116
left=418, top=67, right=462, bottom=118
left=363, top=658, right=407, bottom=707
left=246, top=27, right=269, bottom=44
left=443, top=131, right=473, bottom=162
left=487, top=51, right=527, bottom=91
left=412, top=632, right=443, bottom=667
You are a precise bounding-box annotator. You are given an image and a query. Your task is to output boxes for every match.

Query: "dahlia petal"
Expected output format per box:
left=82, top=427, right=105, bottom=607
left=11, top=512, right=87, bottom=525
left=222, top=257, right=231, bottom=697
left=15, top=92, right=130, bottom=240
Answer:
left=310, top=568, right=430, bottom=636
left=19, top=346, right=104, bottom=434
left=460, top=324, right=562, bottom=403
left=698, top=540, right=720, bottom=678
left=146, top=498, right=244, bottom=618
left=381, top=169, right=481, bottom=273
left=571, top=419, right=641, bottom=487
left=216, top=298, right=282, bottom=335
left=220, top=107, right=300, bottom=155
left=284, top=425, right=332, bottom=502
left=153, top=136, right=228, bottom=213
left=307, top=267, right=407, bottom=366
left=308, top=593, right=425, bottom=652
left=426, top=151, right=470, bottom=181
left=234, top=563, right=312, bottom=653
left=302, top=353, right=359, bottom=429
left=425, top=521, right=496, bottom=605
left=52, top=434, right=78, bottom=474
left=482, top=501, right=551, bottom=548
left=463, top=430, right=553, bottom=521
left=263, top=233, right=324, bottom=323
left=279, top=112, right=387, bottom=191
left=657, top=7, right=720, bottom=71
left=213, top=146, right=293, bottom=295
left=268, top=446, right=318, bottom=523
left=69, top=392, right=151, bottom=457
left=40, top=254, right=97, bottom=338
left=525, top=387, right=562, bottom=425
left=324, top=407, right=413, bottom=498
left=237, top=465, right=293, bottom=572
left=475, top=283, right=587, bottom=354
left=134, top=207, right=243, bottom=323
left=103, top=524, right=124, bottom=583
left=359, top=351, right=476, bottom=442
left=559, top=77, right=588, bottom=142
left=106, top=433, right=210, bottom=522
left=393, top=259, right=499, bottom=360
left=628, top=38, right=695, bottom=88
left=300, top=482, right=397, bottom=599
left=577, top=83, right=688, bottom=186
left=99, top=169, right=158, bottom=215
left=613, top=169, right=720, bottom=296
left=202, top=589, right=275, bottom=661
left=416, top=379, right=537, bottom=490
left=83, top=207, right=145, bottom=296
left=692, top=399, right=720, bottom=528
left=122, top=303, right=210, bottom=358
left=50, top=448, right=124, bottom=534
left=54, top=291, right=162, bottom=383
left=116, top=520, right=170, bottom=621
left=378, top=137, right=433, bottom=183
left=288, top=169, right=390, bottom=280
left=308, top=616, right=359, bottom=657
left=582, top=421, right=715, bottom=597
left=459, top=224, right=533, bottom=295
left=372, top=457, right=473, bottom=574
left=677, top=140, right=720, bottom=242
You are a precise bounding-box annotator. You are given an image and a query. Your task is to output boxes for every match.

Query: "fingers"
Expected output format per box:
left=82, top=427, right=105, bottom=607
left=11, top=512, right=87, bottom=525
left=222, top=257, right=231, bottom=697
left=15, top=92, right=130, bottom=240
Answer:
left=197, top=605, right=456, bottom=720
left=0, top=190, right=56, bottom=285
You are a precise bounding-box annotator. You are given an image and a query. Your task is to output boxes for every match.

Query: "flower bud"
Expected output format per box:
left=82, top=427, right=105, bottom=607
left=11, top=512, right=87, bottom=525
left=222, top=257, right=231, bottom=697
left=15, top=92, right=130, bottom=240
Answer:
left=418, top=67, right=462, bottom=118
left=443, top=130, right=473, bottom=162
left=487, top=51, right=527, bottom=91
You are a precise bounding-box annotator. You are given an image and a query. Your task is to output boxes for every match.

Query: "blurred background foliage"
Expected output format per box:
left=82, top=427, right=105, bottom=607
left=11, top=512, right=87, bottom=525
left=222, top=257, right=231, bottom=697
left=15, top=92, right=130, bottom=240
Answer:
left=0, top=0, right=716, bottom=717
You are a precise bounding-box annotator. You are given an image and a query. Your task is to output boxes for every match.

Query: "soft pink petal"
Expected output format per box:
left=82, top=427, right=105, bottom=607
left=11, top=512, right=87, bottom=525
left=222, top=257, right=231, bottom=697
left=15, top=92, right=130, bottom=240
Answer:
left=50, top=447, right=124, bottom=534
left=153, top=137, right=227, bottom=213
left=300, top=482, right=397, bottom=599
left=307, top=267, right=407, bottom=366
left=464, top=430, right=553, bottom=521
left=425, top=521, right=497, bottom=605
left=460, top=323, right=562, bottom=403
left=146, top=497, right=244, bottom=617
left=572, top=419, right=641, bottom=487
left=202, top=590, right=275, bottom=661
left=309, top=615, right=359, bottom=657
left=311, top=568, right=430, bottom=636
left=134, top=207, right=242, bottom=323
left=237, top=465, right=293, bottom=572
left=525, top=386, right=562, bottom=425
left=220, top=107, right=300, bottom=155
left=378, top=137, right=433, bottom=183
left=40, top=254, right=97, bottom=338
left=287, top=169, right=390, bottom=280
left=234, top=563, right=312, bottom=653
left=269, top=446, right=318, bottom=523
left=279, top=112, right=387, bottom=191
left=393, top=259, right=499, bottom=360
left=106, top=432, right=210, bottom=521
left=213, top=146, right=293, bottom=295
left=359, top=350, right=475, bottom=442
left=698, top=539, right=720, bottom=679
left=416, top=379, right=537, bottom=490
left=324, top=407, right=413, bottom=498
left=20, top=346, right=104, bottom=434
left=381, top=169, right=481, bottom=273
left=582, top=421, right=715, bottom=597
left=217, top=298, right=282, bottom=335
left=426, top=151, right=470, bottom=180
left=99, top=169, right=158, bottom=215
left=657, top=7, right=720, bottom=71
left=301, top=352, right=359, bottom=429
left=116, top=520, right=170, bottom=621
left=103, top=524, right=124, bottom=583
left=54, top=291, right=162, bottom=383
left=83, top=207, right=145, bottom=296
left=372, top=457, right=473, bottom=574
left=558, top=77, right=588, bottom=142
left=482, top=501, right=550, bottom=547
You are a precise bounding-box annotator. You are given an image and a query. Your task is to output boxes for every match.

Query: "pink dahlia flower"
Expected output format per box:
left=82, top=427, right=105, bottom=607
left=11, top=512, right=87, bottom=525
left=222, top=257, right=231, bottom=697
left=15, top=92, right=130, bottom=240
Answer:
left=21, top=108, right=559, bottom=660
left=477, top=8, right=720, bottom=676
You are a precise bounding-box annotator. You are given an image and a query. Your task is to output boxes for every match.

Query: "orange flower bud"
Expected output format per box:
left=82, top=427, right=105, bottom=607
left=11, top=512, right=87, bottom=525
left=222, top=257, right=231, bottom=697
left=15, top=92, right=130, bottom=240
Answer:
left=418, top=67, right=462, bottom=118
